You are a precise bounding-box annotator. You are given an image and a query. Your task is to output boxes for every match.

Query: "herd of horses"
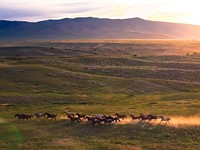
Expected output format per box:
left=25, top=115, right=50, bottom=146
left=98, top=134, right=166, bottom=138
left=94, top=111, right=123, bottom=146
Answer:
left=14, top=113, right=57, bottom=120
left=14, top=112, right=171, bottom=126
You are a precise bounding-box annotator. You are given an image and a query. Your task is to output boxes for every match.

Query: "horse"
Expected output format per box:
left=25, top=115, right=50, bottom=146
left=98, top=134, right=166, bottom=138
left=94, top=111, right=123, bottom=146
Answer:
left=92, top=114, right=105, bottom=119
left=104, top=115, right=120, bottom=123
left=140, top=113, right=151, bottom=121
left=111, top=117, right=120, bottom=123
left=27, top=114, right=34, bottom=119
left=159, top=116, right=171, bottom=122
left=65, top=111, right=76, bottom=118
left=130, top=115, right=140, bottom=121
left=14, top=114, right=33, bottom=120
left=114, top=113, right=126, bottom=120
left=44, top=113, right=57, bottom=120
left=76, top=113, right=86, bottom=119
left=148, top=114, right=159, bottom=121
left=86, top=116, right=95, bottom=123
left=103, top=118, right=113, bottom=125
left=86, top=116, right=103, bottom=126
left=34, top=113, right=45, bottom=119
left=91, top=119, right=103, bottom=126
left=68, top=116, right=81, bottom=123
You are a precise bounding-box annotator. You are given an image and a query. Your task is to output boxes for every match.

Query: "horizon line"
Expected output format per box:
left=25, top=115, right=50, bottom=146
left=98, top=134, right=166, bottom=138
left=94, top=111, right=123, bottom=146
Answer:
left=1, top=16, right=200, bottom=26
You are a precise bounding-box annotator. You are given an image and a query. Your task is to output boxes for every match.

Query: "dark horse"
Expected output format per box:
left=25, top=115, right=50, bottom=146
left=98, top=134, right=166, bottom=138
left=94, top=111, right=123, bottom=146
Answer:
left=14, top=114, right=33, bottom=120
left=104, top=115, right=120, bottom=123
left=86, top=116, right=102, bottom=126
left=148, top=114, right=159, bottom=121
left=114, top=113, right=126, bottom=120
left=76, top=113, right=86, bottom=119
left=130, top=115, right=140, bottom=121
left=68, top=116, right=81, bottom=123
left=44, top=113, right=57, bottom=120
left=140, top=113, right=151, bottom=121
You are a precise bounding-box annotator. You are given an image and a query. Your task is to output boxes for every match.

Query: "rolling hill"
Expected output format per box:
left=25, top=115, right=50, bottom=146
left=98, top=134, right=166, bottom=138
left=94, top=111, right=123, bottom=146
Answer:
left=1, top=17, right=200, bottom=40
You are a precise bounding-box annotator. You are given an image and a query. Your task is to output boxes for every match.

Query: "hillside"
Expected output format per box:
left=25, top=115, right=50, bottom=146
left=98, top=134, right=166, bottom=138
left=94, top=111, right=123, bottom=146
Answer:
left=0, top=40, right=200, bottom=150
left=1, top=17, right=200, bottom=40
left=1, top=40, right=200, bottom=105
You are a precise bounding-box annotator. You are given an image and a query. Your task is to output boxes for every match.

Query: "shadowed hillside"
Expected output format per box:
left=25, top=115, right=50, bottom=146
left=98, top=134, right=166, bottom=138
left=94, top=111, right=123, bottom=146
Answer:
left=1, top=17, right=200, bottom=40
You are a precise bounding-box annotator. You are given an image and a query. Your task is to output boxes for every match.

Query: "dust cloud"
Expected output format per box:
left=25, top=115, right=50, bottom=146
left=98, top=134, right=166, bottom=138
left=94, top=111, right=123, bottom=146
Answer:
left=58, top=115, right=200, bottom=128
left=117, top=116, right=200, bottom=128
left=59, top=115, right=67, bottom=120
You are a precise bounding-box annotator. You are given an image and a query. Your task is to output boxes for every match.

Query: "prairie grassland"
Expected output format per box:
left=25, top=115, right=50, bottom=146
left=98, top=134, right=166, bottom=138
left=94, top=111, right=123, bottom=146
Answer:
left=0, top=40, right=200, bottom=150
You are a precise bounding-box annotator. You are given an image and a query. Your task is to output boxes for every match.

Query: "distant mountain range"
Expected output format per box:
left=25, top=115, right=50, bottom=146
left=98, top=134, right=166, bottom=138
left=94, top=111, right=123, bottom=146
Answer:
left=1, top=17, right=200, bottom=40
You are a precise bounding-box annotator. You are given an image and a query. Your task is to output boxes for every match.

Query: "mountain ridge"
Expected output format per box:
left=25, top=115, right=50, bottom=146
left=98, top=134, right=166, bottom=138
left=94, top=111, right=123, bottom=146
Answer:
left=1, top=17, right=200, bottom=40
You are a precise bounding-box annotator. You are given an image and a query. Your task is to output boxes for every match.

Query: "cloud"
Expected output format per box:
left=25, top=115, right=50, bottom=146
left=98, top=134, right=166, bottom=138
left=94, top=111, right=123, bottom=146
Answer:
left=0, top=0, right=108, bottom=21
left=0, top=0, right=168, bottom=21
left=0, top=0, right=200, bottom=25
left=149, top=12, right=189, bottom=23
left=0, top=8, right=45, bottom=20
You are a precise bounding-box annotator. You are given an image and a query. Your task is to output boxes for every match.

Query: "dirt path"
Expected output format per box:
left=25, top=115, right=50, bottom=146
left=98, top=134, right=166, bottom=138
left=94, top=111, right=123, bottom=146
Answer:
left=117, top=116, right=200, bottom=128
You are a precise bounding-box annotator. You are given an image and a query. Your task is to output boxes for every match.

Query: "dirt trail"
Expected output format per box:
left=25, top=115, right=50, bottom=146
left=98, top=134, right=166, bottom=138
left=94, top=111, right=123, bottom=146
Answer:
left=117, top=116, right=200, bottom=128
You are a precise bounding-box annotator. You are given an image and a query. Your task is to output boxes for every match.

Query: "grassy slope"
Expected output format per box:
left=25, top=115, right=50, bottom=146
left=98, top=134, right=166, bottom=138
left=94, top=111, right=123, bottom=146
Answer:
left=0, top=40, right=200, bottom=150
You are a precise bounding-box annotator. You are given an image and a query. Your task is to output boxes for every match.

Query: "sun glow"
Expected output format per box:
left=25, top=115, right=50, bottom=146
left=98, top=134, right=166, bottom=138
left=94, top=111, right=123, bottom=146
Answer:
left=148, top=0, right=200, bottom=25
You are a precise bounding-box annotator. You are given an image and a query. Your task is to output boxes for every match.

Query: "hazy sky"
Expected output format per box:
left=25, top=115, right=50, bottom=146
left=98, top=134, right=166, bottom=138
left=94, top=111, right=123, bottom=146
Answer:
left=0, top=0, right=199, bottom=25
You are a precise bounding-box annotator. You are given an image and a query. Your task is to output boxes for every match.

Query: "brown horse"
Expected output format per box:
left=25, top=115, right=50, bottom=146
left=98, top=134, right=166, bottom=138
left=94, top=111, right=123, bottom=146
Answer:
left=44, top=113, right=57, bottom=120
left=91, top=119, right=103, bottom=126
left=86, top=116, right=103, bottom=126
left=140, top=114, right=151, bottom=121
left=68, top=116, right=81, bottom=123
left=14, top=114, right=33, bottom=120
left=103, top=118, right=114, bottom=125
left=103, top=115, right=120, bottom=123
left=65, top=112, right=76, bottom=118
left=130, top=115, right=140, bottom=121
left=114, top=113, right=126, bottom=120
left=148, top=114, right=159, bottom=121
left=76, top=113, right=86, bottom=119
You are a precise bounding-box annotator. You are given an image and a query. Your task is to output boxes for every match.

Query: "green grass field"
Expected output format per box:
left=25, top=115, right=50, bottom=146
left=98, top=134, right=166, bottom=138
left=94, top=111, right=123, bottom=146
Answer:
left=0, top=40, right=200, bottom=150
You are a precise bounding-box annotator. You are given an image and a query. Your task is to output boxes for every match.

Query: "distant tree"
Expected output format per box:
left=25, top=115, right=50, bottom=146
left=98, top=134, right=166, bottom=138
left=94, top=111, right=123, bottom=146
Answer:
left=133, top=54, right=138, bottom=57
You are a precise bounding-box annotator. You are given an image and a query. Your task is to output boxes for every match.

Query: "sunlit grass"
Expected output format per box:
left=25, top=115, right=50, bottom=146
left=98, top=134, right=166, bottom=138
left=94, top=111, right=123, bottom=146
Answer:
left=0, top=40, right=200, bottom=149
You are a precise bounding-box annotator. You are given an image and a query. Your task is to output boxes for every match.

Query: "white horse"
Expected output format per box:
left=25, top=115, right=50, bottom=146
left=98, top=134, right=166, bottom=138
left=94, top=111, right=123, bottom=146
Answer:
left=92, top=114, right=105, bottom=119
left=34, top=113, right=45, bottom=119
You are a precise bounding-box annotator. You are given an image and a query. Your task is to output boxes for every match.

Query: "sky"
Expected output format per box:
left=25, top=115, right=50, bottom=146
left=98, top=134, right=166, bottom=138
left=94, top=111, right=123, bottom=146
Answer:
left=0, top=0, right=200, bottom=25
